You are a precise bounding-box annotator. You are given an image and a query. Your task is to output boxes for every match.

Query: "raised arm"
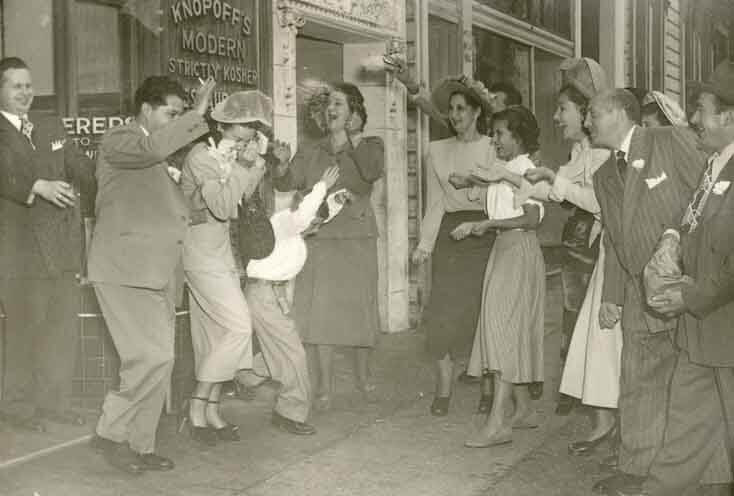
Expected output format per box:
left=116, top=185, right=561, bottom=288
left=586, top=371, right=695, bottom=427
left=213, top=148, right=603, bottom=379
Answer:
left=101, top=112, right=209, bottom=170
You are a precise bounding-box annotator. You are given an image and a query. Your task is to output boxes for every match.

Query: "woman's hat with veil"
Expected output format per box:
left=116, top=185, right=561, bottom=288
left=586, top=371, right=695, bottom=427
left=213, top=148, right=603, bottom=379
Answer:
left=558, top=57, right=609, bottom=99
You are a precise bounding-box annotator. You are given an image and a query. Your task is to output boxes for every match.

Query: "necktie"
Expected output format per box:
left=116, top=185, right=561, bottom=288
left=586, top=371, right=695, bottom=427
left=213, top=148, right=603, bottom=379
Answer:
left=20, top=115, right=35, bottom=150
left=616, top=150, right=627, bottom=181
left=681, top=156, right=716, bottom=233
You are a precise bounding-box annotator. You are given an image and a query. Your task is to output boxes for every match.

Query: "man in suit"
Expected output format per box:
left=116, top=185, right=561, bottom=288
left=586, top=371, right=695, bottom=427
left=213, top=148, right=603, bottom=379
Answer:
left=584, top=89, right=711, bottom=494
left=616, top=61, right=734, bottom=496
left=0, top=57, right=95, bottom=431
left=87, top=76, right=215, bottom=474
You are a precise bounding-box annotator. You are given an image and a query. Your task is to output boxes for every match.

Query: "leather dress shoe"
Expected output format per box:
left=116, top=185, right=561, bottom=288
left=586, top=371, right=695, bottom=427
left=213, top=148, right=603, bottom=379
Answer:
left=458, top=370, right=480, bottom=384
left=569, top=425, right=617, bottom=455
left=101, top=442, right=145, bottom=475
left=272, top=411, right=316, bottom=435
left=137, top=453, right=175, bottom=471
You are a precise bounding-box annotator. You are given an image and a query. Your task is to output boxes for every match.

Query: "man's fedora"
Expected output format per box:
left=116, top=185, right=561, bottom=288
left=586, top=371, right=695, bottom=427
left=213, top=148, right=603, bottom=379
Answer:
left=688, top=60, right=734, bottom=106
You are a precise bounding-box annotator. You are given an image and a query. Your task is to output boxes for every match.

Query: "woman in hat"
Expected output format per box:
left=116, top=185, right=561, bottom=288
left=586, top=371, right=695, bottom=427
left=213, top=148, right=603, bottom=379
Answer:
left=641, top=91, right=688, bottom=128
left=410, top=76, right=496, bottom=416
left=272, top=82, right=384, bottom=411
left=179, top=90, right=271, bottom=445
left=487, top=57, right=619, bottom=454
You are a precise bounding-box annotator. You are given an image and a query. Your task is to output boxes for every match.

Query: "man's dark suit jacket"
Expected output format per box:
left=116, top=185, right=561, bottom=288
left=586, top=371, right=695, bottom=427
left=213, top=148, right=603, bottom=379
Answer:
left=0, top=112, right=95, bottom=280
left=593, top=126, right=706, bottom=332
left=679, top=152, right=734, bottom=367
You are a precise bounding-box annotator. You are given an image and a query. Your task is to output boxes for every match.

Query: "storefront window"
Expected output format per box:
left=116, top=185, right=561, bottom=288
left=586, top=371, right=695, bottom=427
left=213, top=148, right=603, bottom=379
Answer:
left=296, top=36, right=343, bottom=150
left=76, top=2, right=122, bottom=95
left=2, top=0, right=55, bottom=95
left=475, top=0, right=572, bottom=40
left=472, top=28, right=531, bottom=107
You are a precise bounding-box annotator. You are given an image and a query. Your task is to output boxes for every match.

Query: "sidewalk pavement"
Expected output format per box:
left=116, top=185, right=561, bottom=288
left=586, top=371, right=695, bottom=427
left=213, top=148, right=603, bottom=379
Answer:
left=0, top=274, right=616, bottom=496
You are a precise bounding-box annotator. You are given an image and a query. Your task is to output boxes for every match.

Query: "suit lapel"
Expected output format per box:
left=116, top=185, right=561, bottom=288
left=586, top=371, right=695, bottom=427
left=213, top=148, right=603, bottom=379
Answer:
left=702, top=155, right=734, bottom=221
left=0, top=112, right=35, bottom=154
left=622, top=127, right=649, bottom=243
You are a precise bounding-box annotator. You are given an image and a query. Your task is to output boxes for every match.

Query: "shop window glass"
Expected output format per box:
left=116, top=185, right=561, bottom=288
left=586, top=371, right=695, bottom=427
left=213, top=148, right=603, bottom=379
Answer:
left=296, top=36, right=343, bottom=150
left=75, top=2, right=121, bottom=95
left=475, top=0, right=571, bottom=40
left=472, top=28, right=531, bottom=108
left=2, top=0, right=55, bottom=95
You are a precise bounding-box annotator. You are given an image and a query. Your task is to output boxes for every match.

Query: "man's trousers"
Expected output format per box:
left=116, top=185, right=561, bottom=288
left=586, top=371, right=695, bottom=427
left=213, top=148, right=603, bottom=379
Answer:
left=0, top=274, right=79, bottom=414
left=93, top=282, right=175, bottom=454
left=245, top=279, right=311, bottom=422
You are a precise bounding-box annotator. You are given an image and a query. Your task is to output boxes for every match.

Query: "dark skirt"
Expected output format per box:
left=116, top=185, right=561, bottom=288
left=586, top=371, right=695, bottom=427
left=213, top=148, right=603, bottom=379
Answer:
left=294, top=236, right=379, bottom=347
left=423, top=211, right=493, bottom=360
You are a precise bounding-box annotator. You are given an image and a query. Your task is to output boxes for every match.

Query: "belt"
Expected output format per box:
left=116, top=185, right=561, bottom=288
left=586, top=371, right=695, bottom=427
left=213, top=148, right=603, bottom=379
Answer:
left=493, top=227, right=530, bottom=235
left=246, top=277, right=289, bottom=286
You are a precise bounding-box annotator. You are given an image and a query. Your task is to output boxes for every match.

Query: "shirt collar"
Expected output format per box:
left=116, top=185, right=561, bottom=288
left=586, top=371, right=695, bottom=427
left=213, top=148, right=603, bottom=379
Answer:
left=1, top=111, right=23, bottom=131
left=715, top=140, right=734, bottom=168
left=618, top=125, right=636, bottom=157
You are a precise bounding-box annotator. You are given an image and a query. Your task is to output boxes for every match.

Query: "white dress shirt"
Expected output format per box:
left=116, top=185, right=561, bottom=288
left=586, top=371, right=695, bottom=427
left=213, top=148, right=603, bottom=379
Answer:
left=0, top=110, right=22, bottom=131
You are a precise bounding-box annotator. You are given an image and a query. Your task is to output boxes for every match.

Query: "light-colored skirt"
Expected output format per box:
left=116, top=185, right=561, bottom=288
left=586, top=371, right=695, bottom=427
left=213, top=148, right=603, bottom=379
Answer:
left=186, top=270, right=253, bottom=382
left=559, top=236, right=623, bottom=408
left=467, top=230, right=545, bottom=383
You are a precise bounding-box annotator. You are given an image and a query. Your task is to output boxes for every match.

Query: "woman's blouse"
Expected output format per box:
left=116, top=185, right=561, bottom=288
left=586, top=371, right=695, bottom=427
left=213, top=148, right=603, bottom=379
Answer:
left=418, top=135, right=494, bottom=252
left=181, top=141, right=265, bottom=272
left=515, top=138, right=609, bottom=244
left=486, top=154, right=544, bottom=222
left=273, top=136, right=384, bottom=240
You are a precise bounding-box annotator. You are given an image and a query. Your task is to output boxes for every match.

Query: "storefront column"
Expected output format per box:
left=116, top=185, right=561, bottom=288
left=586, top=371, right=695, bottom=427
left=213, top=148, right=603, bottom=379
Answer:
left=272, top=0, right=303, bottom=148
left=599, top=0, right=627, bottom=87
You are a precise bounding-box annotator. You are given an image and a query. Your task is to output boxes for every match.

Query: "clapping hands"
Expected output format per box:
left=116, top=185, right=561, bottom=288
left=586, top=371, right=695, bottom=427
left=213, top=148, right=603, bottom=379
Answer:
left=524, top=166, right=555, bottom=184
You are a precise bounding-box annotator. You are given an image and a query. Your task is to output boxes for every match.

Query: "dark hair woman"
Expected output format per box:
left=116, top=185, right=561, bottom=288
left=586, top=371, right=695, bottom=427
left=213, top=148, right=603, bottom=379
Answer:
left=272, top=82, right=384, bottom=410
left=410, top=77, right=496, bottom=416
left=452, top=105, right=546, bottom=447
left=180, top=91, right=271, bottom=445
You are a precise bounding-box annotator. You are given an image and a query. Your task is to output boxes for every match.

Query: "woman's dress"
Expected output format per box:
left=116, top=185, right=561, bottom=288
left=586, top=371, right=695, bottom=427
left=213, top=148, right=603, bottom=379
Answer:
left=519, top=139, right=622, bottom=407
left=419, top=136, right=496, bottom=360
left=273, top=136, right=384, bottom=347
left=467, top=154, right=546, bottom=383
left=181, top=141, right=264, bottom=382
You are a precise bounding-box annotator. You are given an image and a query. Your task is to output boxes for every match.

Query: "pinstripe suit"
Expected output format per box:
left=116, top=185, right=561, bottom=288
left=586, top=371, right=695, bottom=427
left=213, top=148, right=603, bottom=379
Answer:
left=593, top=126, right=705, bottom=476
left=643, top=152, right=734, bottom=495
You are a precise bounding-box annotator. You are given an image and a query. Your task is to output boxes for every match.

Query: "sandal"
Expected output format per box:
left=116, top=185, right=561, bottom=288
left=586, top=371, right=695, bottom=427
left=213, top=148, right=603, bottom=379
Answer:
left=430, top=396, right=450, bottom=416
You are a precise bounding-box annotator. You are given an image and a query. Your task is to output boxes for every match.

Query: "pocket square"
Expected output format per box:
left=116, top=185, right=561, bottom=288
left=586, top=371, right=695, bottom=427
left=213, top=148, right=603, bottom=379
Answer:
left=713, top=181, right=731, bottom=195
left=631, top=159, right=645, bottom=170
left=167, top=166, right=182, bottom=183
left=51, top=139, right=66, bottom=152
left=645, top=172, right=667, bottom=189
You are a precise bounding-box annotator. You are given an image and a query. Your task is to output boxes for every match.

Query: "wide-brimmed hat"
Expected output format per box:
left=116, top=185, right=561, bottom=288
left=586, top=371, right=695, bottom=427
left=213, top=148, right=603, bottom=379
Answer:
left=558, top=57, right=608, bottom=99
left=431, top=76, right=492, bottom=115
left=646, top=91, right=688, bottom=127
left=688, top=60, right=734, bottom=106
left=211, top=90, right=273, bottom=128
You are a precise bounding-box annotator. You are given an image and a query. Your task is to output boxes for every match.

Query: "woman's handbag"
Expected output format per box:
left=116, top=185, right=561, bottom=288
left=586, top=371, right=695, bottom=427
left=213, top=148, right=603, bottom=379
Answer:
left=237, top=192, right=275, bottom=267
left=561, top=207, right=599, bottom=270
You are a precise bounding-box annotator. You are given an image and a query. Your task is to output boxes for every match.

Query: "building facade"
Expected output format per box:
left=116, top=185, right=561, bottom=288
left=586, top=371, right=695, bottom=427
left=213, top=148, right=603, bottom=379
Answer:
left=0, top=0, right=731, bottom=410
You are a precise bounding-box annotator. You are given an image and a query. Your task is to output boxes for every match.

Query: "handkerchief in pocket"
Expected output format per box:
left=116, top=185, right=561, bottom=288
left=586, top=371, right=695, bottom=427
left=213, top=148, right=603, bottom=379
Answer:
left=645, top=171, right=667, bottom=189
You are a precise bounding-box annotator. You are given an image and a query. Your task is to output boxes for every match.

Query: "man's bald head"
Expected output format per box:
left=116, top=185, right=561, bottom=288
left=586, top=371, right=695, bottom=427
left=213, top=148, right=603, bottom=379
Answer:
left=585, top=89, right=641, bottom=149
